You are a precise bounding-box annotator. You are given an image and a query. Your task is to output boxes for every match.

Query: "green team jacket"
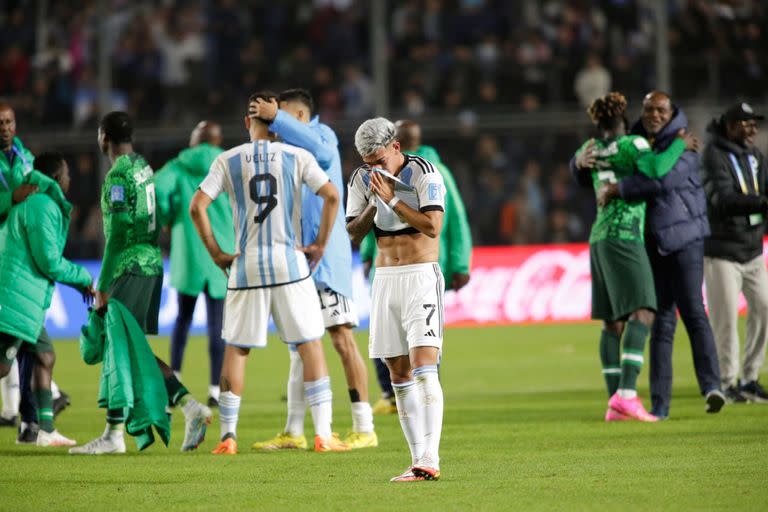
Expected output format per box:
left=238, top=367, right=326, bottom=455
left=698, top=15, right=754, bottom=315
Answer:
left=0, top=179, right=92, bottom=343
left=0, top=136, right=35, bottom=222
left=359, top=145, right=473, bottom=282
left=80, top=299, right=170, bottom=450
left=155, top=144, right=234, bottom=299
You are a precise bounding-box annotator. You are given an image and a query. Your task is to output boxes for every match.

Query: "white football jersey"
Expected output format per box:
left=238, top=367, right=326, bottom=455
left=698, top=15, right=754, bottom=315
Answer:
left=346, top=154, right=445, bottom=236
left=200, top=140, right=329, bottom=289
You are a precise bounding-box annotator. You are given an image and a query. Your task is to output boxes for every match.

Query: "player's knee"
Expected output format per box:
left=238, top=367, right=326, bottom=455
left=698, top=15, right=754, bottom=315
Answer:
left=36, top=351, right=55, bottom=371
left=630, top=309, right=655, bottom=327
left=603, top=321, right=624, bottom=336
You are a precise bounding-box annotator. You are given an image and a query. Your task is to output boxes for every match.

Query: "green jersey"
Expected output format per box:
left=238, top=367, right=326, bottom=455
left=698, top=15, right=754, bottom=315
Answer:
left=98, top=153, right=162, bottom=292
left=577, top=135, right=686, bottom=243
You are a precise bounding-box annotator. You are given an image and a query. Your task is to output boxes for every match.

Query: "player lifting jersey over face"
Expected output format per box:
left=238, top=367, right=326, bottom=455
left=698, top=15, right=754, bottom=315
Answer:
left=346, top=117, right=446, bottom=483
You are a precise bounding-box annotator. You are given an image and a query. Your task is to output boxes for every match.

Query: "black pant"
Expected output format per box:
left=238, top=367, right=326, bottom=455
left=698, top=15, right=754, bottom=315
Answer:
left=647, top=237, right=721, bottom=414
left=170, top=290, right=225, bottom=387
left=18, top=350, right=37, bottom=424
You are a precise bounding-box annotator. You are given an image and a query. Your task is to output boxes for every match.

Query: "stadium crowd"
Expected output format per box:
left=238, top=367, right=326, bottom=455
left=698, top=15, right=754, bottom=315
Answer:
left=1, top=0, right=767, bottom=253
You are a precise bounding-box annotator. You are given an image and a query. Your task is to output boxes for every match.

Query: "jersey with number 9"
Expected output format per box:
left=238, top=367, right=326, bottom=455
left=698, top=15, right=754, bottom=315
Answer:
left=100, top=153, right=162, bottom=288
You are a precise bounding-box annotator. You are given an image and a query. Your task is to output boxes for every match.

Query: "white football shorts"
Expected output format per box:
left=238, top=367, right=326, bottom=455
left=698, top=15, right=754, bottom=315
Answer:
left=316, top=284, right=359, bottom=329
left=222, top=277, right=325, bottom=348
left=369, top=262, right=445, bottom=359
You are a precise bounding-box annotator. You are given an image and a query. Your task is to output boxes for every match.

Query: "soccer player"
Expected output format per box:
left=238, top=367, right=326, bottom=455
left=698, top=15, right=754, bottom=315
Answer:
left=189, top=91, right=347, bottom=455
left=72, top=112, right=212, bottom=455
left=360, top=119, right=473, bottom=415
left=155, top=121, right=232, bottom=407
left=248, top=89, right=376, bottom=450
left=346, top=117, right=446, bottom=482
left=0, top=152, right=93, bottom=446
left=572, top=92, right=697, bottom=422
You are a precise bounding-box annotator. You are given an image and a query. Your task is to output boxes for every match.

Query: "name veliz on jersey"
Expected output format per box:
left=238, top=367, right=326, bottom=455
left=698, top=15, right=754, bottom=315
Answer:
left=245, top=152, right=276, bottom=163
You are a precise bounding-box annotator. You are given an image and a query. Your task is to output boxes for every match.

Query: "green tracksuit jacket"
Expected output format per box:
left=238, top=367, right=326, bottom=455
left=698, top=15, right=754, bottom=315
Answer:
left=80, top=299, right=171, bottom=450
left=155, top=144, right=233, bottom=299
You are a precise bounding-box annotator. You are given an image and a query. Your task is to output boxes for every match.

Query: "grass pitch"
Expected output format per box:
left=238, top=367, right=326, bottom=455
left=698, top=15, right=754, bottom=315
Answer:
left=1, top=324, right=766, bottom=511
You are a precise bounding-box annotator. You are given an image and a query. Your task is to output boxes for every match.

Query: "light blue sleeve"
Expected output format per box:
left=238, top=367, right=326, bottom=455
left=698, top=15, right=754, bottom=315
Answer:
left=269, top=111, right=335, bottom=170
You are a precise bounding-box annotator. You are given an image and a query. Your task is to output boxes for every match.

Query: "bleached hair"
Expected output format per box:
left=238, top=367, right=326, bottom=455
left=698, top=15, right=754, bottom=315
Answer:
left=354, top=117, right=396, bottom=157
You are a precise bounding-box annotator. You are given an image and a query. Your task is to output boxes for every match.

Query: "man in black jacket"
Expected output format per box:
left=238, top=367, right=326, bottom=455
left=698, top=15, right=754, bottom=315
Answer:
left=573, top=91, right=724, bottom=419
left=702, top=102, right=768, bottom=403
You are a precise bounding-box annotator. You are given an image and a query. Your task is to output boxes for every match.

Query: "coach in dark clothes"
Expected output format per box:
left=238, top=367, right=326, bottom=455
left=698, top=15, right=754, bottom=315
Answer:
left=701, top=103, right=768, bottom=404
left=572, top=91, right=724, bottom=418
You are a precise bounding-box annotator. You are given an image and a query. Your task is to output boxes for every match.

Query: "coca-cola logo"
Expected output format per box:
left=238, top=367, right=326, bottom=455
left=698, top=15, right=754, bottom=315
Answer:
left=446, top=246, right=591, bottom=324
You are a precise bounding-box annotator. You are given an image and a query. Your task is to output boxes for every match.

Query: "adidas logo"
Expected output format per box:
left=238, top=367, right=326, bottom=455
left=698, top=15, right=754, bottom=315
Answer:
left=424, top=330, right=436, bottom=337
left=331, top=310, right=340, bottom=317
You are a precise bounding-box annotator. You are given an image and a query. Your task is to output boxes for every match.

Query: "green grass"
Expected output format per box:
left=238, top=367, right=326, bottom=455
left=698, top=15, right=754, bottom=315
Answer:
left=2, top=324, right=767, bottom=511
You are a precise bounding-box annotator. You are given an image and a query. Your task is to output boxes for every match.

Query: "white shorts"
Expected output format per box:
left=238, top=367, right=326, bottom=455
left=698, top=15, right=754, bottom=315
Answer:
left=222, top=277, right=325, bottom=348
left=316, top=284, right=359, bottom=329
left=369, top=263, right=445, bottom=359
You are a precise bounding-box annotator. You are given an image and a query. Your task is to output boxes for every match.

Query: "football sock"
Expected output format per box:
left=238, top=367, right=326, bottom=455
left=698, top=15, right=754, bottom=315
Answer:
left=305, top=376, right=332, bottom=439
left=34, top=389, right=54, bottom=433
left=414, top=365, right=442, bottom=466
left=106, top=409, right=125, bottom=440
left=0, top=359, right=20, bottom=418
left=165, top=374, right=190, bottom=407
left=392, top=380, right=424, bottom=465
left=351, top=401, right=374, bottom=433
left=618, top=320, right=649, bottom=398
left=219, top=391, right=240, bottom=440
left=50, top=379, right=61, bottom=400
left=285, top=349, right=306, bottom=436
left=599, top=330, right=621, bottom=396
left=102, top=422, right=124, bottom=440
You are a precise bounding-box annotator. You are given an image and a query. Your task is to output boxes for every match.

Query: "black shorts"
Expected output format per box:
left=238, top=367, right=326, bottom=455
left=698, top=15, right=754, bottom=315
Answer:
left=110, top=273, right=163, bottom=335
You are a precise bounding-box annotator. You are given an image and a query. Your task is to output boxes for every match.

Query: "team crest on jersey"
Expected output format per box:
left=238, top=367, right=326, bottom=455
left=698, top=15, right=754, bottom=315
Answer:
left=633, top=138, right=650, bottom=150
left=5, top=346, right=18, bottom=361
left=110, top=185, right=125, bottom=202
left=428, top=183, right=442, bottom=201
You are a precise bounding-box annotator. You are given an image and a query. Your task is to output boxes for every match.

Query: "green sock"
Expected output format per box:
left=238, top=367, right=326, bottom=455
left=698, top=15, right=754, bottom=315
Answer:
left=619, top=320, right=650, bottom=392
left=599, top=330, right=621, bottom=397
left=164, top=374, right=189, bottom=407
left=35, top=389, right=54, bottom=433
left=106, top=407, right=126, bottom=427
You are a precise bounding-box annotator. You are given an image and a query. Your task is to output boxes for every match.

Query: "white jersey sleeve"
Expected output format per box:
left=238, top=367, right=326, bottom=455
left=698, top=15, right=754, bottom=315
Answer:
left=199, top=155, right=228, bottom=200
left=345, top=166, right=370, bottom=220
left=297, top=148, right=330, bottom=193
left=413, top=159, right=445, bottom=212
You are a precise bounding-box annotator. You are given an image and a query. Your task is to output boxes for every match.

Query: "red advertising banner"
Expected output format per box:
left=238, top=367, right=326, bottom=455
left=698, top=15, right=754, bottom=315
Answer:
left=444, top=242, right=764, bottom=326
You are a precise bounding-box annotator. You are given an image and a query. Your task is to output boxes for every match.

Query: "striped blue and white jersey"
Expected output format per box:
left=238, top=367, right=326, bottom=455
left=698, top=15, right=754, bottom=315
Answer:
left=346, top=154, right=445, bottom=237
left=200, top=140, right=330, bottom=289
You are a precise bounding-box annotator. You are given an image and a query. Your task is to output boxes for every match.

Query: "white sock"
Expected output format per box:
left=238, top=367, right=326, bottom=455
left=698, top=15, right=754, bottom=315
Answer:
left=208, top=385, right=220, bottom=401
left=218, top=391, right=241, bottom=440
left=617, top=389, right=637, bottom=399
left=351, top=401, right=374, bottom=433
left=392, top=380, right=424, bottom=465
left=305, top=376, right=332, bottom=439
left=50, top=379, right=61, bottom=400
left=103, top=423, right=124, bottom=440
left=173, top=371, right=182, bottom=382
left=0, top=359, right=20, bottom=418
left=285, top=350, right=306, bottom=436
left=414, top=365, right=443, bottom=467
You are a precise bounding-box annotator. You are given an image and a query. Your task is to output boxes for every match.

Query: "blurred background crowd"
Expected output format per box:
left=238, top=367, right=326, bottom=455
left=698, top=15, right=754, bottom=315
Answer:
left=2, top=0, right=767, bottom=256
